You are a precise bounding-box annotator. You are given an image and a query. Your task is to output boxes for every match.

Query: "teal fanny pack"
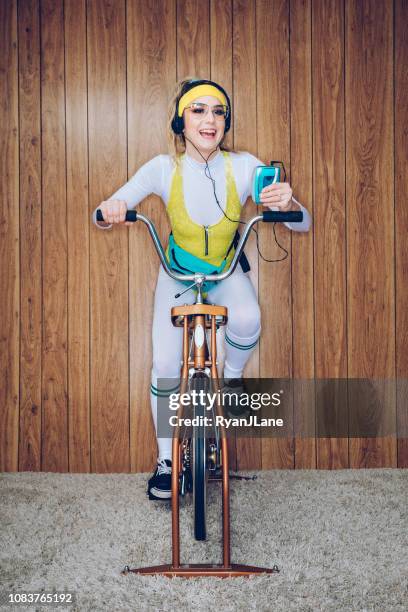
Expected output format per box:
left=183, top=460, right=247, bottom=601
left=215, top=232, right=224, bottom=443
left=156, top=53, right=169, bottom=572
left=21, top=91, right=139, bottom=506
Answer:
left=167, top=233, right=229, bottom=291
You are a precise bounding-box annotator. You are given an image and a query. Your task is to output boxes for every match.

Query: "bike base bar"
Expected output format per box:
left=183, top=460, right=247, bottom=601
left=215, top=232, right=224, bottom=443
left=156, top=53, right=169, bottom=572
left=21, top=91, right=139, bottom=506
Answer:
left=122, top=562, right=280, bottom=578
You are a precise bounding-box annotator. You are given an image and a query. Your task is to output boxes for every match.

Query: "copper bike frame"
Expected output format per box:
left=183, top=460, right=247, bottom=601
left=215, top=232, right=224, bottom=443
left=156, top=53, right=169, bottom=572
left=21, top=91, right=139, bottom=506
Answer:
left=124, top=304, right=277, bottom=578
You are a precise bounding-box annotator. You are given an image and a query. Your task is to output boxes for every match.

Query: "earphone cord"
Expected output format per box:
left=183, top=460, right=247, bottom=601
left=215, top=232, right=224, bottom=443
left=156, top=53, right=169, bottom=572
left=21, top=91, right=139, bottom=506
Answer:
left=184, top=136, right=288, bottom=262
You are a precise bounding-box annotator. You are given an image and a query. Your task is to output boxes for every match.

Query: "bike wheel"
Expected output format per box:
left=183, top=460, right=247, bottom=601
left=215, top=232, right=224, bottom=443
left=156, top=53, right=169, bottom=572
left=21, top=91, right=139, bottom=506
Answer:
left=190, top=371, right=210, bottom=541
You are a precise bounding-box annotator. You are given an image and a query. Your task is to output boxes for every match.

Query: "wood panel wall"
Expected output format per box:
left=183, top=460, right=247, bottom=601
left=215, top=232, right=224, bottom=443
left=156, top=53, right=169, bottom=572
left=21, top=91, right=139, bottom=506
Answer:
left=1, top=0, right=407, bottom=473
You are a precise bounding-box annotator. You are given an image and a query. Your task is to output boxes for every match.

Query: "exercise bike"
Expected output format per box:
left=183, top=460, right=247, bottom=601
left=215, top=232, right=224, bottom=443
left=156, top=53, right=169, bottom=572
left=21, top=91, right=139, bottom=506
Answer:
left=97, top=207, right=303, bottom=577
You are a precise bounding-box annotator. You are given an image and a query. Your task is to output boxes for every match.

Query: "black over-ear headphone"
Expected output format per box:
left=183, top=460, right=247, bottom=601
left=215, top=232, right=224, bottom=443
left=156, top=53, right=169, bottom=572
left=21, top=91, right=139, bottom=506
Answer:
left=171, top=79, right=232, bottom=135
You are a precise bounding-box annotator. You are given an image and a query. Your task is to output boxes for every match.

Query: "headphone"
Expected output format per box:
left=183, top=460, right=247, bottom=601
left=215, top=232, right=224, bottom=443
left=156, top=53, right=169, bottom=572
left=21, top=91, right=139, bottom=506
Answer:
left=171, top=79, right=232, bottom=135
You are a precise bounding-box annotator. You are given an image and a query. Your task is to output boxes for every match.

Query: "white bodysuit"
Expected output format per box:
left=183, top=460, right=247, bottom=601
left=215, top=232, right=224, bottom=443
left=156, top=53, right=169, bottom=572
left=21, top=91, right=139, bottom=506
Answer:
left=93, top=150, right=312, bottom=461
left=93, top=150, right=311, bottom=231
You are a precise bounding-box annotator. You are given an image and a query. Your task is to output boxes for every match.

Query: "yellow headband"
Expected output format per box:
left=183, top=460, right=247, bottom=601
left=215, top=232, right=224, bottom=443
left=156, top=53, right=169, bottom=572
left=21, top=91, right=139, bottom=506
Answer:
left=178, top=85, right=227, bottom=117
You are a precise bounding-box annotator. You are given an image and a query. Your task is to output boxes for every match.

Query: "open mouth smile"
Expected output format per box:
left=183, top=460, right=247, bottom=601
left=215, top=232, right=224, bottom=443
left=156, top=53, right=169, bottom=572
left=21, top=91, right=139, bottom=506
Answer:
left=199, top=129, right=217, bottom=139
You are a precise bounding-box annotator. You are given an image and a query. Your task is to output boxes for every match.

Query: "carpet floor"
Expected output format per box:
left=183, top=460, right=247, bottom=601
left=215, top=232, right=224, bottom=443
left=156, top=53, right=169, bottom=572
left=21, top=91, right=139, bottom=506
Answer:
left=0, top=469, right=407, bottom=611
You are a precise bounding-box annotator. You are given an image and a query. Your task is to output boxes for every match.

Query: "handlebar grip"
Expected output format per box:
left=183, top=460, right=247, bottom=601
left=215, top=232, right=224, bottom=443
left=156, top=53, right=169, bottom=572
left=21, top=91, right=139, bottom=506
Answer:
left=262, top=210, right=303, bottom=223
left=96, top=209, right=138, bottom=223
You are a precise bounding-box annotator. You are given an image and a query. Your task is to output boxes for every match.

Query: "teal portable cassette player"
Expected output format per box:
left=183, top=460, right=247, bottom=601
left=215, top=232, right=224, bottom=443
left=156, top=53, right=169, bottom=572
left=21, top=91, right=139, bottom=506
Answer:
left=252, top=161, right=284, bottom=204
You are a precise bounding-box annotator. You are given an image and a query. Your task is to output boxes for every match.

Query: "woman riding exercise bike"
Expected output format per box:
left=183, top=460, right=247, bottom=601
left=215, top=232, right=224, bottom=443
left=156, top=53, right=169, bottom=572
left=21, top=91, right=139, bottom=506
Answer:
left=92, top=77, right=312, bottom=501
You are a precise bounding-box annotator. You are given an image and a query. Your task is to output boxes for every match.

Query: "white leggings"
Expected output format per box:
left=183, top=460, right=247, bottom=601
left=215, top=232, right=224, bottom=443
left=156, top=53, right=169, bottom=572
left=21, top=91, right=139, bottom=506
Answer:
left=150, top=264, right=261, bottom=460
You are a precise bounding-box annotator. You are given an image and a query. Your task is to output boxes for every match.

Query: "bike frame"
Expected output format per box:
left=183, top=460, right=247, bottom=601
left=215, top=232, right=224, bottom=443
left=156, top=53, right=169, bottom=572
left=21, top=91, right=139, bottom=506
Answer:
left=105, top=209, right=303, bottom=578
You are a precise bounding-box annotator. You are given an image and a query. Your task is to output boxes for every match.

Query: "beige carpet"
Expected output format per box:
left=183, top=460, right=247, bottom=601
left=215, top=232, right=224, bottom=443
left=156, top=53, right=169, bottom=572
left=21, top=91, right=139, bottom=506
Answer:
left=0, top=469, right=407, bottom=611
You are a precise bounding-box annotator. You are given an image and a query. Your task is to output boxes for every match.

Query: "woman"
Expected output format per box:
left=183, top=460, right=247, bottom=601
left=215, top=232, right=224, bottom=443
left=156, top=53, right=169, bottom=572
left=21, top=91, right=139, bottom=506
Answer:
left=93, top=77, right=312, bottom=500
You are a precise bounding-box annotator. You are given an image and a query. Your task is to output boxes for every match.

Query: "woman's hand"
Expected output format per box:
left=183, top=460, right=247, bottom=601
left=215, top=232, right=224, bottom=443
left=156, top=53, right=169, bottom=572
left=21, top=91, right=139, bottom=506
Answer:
left=260, top=182, right=298, bottom=211
left=98, top=199, right=133, bottom=226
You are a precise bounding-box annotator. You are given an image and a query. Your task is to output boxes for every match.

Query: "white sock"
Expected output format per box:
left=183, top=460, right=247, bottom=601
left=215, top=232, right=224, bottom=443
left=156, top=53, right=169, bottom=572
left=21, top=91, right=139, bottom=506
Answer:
left=157, top=455, right=172, bottom=464
left=224, top=327, right=261, bottom=379
left=150, top=371, right=179, bottom=462
left=156, top=444, right=172, bottom=462
left=223, top=362, right=244, bottom=380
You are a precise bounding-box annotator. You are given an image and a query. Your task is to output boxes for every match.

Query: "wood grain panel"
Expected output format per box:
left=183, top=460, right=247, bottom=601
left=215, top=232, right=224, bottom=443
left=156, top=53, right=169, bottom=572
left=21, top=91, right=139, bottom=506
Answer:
left=65, top=0, right=90, bottom=472
left=41, top=0, right=68, bottom=472
left=177, top=0, right=210, bottom=79
left=290, top=0, right=315, bottom=468
left=0, top=0, right=19, bottom=472
left=346, top=0, right=396, bottom=468
left=395, top=0, right=408, bottom=467
left=127, top=0, right=176, bottom=473
left=88, top=0, right=129, bottom=472
left=210, top=0, right=232, bottom=90
left=313, top=0, right=348, bottom=468
left=210, top=0, right=233, bottom=150
left=177, top=3, right=217, bottom=472
left=257, top=0, right=293, bottom=469
left=233, top=0, right=261, bottom=470
left=210, top=0, right=237, bottom=471
left=18, top=0, right=42, bottom=471
left=1, top=0, right=404, bottom=473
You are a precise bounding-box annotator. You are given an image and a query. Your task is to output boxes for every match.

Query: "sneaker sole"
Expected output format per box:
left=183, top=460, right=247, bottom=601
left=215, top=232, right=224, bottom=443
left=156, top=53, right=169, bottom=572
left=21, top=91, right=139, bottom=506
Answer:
left=148, top=486, right=172, bottom=500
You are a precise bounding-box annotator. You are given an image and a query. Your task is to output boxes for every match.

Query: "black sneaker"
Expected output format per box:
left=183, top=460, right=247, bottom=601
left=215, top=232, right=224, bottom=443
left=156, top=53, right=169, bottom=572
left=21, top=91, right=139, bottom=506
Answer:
left=147, top=459, right=172, bottom=500
left=222, top=378, right=250, bottom=418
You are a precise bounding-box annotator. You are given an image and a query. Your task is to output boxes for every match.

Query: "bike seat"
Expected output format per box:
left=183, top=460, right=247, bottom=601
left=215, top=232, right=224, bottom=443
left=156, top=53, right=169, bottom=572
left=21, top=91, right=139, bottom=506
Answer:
left=171, top=304, right=228, bottom=328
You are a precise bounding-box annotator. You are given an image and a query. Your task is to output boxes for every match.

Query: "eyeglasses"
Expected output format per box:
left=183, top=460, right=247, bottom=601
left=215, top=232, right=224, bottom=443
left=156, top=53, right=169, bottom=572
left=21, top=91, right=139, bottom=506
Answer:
left=184, top=102, right=229, bottom=121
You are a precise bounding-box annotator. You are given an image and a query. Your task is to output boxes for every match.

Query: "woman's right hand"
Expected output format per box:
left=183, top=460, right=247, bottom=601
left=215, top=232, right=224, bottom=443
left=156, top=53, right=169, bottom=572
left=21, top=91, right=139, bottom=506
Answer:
left=97, top=199, right=133, bottom=226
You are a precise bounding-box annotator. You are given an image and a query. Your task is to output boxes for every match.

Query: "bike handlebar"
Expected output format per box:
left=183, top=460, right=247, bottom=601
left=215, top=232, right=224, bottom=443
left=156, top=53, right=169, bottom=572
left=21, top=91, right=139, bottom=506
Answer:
left=96, top=209, right=303, bottom=283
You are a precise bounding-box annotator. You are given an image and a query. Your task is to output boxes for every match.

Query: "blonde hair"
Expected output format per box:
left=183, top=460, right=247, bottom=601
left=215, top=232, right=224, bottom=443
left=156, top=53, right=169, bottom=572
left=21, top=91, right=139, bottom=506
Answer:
left=167, top=76, right=236, bottom=165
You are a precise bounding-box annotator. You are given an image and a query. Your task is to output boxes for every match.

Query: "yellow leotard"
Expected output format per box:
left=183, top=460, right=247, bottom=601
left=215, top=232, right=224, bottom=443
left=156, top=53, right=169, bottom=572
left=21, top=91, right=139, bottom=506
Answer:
left=165, top=151, right=241, bottom=269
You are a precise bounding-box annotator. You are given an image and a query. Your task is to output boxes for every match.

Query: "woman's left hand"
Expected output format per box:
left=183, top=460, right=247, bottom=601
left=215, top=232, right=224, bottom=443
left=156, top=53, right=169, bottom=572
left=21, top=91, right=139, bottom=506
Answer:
left=260, top=182, right=294, bottom=211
